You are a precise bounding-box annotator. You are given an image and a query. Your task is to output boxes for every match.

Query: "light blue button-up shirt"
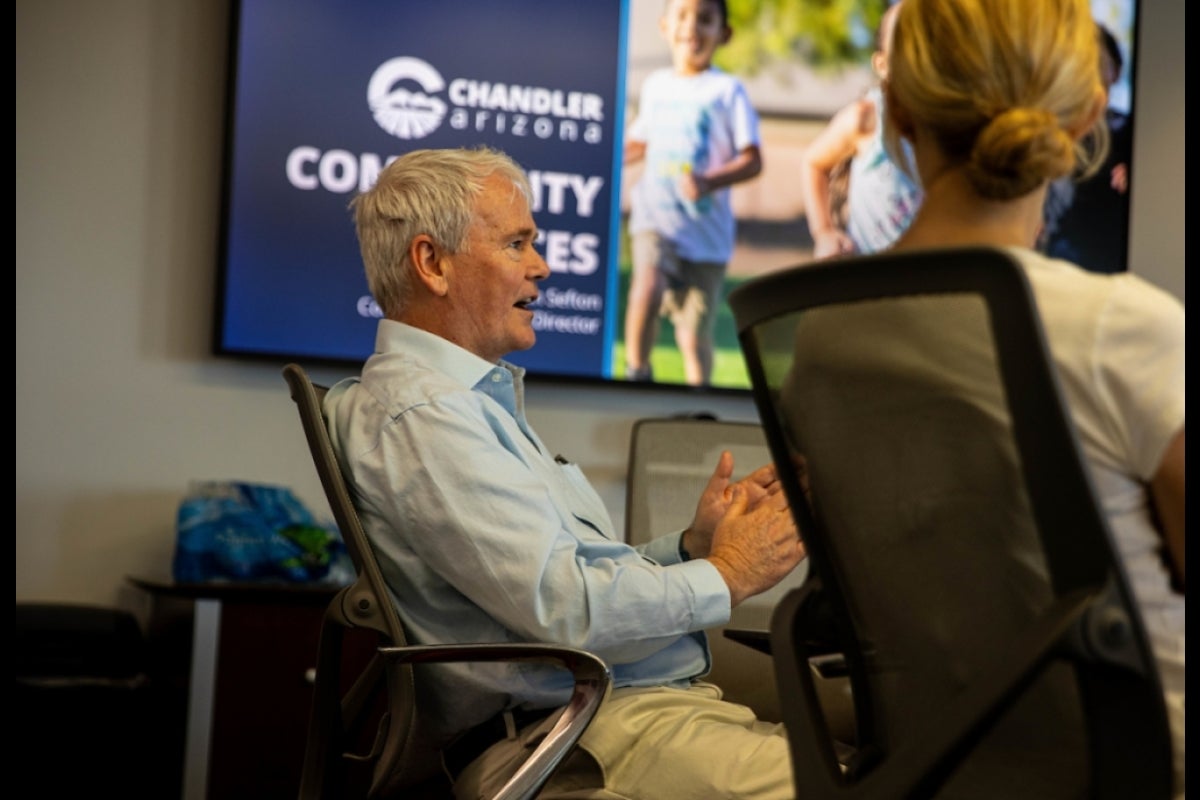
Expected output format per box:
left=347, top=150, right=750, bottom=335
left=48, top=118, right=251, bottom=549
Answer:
left=324, top=320, right=731, bottom=741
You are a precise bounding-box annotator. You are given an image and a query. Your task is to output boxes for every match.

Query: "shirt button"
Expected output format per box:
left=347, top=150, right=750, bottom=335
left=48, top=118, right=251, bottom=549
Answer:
left=491, top=372, right=502, bottom=382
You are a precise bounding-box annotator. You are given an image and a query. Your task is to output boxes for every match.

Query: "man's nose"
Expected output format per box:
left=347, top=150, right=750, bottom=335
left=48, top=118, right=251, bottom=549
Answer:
left=530, top=250, right=551, bottom=281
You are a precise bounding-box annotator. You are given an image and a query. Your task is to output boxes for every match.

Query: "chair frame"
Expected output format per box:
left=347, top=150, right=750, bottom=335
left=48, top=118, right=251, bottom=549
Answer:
left=623, top=414, right=772, bottom=546
left=284, top=363, right=611, bottom=800
left=728, top=246, right=1174, bottom=799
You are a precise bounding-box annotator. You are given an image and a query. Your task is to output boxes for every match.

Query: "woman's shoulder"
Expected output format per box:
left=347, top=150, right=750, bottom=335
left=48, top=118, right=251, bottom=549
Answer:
left=1011, top=247, right=1184, bottom=340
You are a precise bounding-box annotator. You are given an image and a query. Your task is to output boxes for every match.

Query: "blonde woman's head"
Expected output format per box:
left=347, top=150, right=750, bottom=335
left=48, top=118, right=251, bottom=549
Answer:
left=884, top=0, right=1107, bottom=199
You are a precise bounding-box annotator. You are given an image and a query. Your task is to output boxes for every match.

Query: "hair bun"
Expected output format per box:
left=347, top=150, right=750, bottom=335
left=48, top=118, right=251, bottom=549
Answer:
left=966, top=108, right=1076, bottom=199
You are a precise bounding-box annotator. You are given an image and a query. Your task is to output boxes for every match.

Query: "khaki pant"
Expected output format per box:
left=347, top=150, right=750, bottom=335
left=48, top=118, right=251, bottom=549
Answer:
left=452, top=682, right=795, bottom=800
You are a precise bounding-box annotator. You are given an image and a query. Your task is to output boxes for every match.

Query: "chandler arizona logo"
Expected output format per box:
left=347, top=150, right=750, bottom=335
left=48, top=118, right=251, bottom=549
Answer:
left=368, top=58, right=447, bottom=139
left=366, top=57, right=605, bottom=144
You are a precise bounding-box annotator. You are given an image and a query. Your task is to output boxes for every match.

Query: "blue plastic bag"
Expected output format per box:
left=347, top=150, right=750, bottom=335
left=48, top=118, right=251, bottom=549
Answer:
left=172, top=481, right=353, bottom=584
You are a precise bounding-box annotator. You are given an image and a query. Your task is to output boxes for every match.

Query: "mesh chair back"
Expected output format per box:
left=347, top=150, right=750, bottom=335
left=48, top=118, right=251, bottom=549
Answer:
left=284, top=364, right=430, bottom=798
left=729, top=246, right=1173, bottom=799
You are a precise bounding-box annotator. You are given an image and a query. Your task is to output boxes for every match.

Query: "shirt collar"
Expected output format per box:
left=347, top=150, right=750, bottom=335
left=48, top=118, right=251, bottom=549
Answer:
left=375, top=318, right=527, bottom=393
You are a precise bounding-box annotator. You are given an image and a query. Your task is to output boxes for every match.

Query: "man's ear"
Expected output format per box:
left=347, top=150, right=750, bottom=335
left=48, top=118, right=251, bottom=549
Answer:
left=410, top=234, right=449, bottom=297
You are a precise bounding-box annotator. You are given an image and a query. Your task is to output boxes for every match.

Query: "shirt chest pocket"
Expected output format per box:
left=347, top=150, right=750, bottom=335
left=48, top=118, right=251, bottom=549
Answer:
left=551, top=461, right=616, bottom=541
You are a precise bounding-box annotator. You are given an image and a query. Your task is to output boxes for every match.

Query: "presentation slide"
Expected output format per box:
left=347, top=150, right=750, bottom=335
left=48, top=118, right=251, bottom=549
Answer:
left=218, top=0, right=624, bottom=378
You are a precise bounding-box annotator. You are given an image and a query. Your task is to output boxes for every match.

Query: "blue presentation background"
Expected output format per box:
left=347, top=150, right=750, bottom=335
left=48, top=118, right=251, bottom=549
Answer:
left=218, top=0, right=625, bottom=376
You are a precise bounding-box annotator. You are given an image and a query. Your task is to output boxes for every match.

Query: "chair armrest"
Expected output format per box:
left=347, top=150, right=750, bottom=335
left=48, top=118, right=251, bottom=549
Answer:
left=379, top=643, right=611, bottom=800
left=724, top=628, right=848, bottom=679
left=723, top=627, right=772, bottom=655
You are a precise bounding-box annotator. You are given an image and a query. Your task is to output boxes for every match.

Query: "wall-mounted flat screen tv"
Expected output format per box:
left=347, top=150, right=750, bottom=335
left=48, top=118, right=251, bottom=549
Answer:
left=214, top=0, right=1140, bottom=393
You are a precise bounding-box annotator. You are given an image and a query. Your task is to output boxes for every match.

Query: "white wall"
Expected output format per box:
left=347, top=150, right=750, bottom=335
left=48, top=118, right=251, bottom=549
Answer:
left=15, top=0, right=1184, bottom=618
left=1125, top=0, right=1186, bottom=303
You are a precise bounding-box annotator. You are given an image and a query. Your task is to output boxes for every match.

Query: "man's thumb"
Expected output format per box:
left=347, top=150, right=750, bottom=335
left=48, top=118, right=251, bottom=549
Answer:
left=726, top=484, right=747, bottom=510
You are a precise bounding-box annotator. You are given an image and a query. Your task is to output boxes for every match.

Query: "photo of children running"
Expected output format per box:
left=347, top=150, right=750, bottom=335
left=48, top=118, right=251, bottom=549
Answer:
left=799, top=1, right=921, bottom=259
left=622, top=0, right=763, bottom=387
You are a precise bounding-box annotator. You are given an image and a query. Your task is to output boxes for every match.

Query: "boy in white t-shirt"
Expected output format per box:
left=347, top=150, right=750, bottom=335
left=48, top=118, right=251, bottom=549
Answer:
left=623, top=0, right=762, bottom=386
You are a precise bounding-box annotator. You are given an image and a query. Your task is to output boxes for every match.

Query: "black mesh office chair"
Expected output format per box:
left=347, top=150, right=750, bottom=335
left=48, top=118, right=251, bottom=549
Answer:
left=283, top=363, right=612, bottom=800
left=728, top=246, right=1173, bottom=799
